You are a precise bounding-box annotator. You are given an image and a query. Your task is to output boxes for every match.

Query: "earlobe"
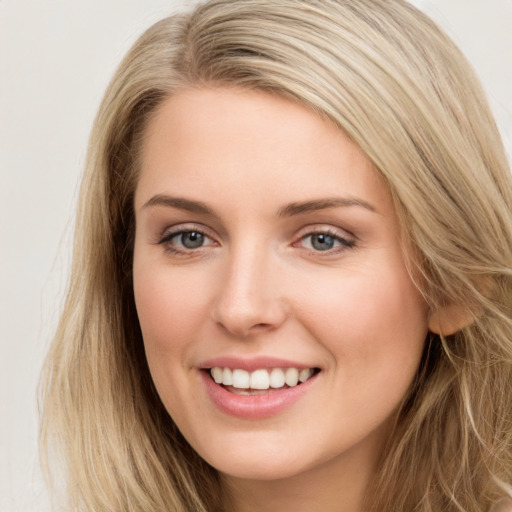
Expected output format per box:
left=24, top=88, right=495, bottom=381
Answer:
left=428, top=303, right=476, bottom=336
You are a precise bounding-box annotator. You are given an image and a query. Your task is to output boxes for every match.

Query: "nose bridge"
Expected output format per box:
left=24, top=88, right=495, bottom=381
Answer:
left=212, top=238, right=286, bottom=337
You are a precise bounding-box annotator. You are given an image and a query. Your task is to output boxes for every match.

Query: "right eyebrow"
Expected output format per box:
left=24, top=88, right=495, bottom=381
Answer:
left=277, top=197, right=377, bottom=217
left=141, top=194, right=218, bottom=217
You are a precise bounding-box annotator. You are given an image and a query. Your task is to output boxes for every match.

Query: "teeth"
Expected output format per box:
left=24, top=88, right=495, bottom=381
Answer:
left=285, top=367, right=299, bottom=386
left=209, top=366, right=316, bottom=390
left=299, top=368, right=314, bottom=382
left=232, top=369, right=250, bottom=389
left=222, top=367, right=233, bottom=386
left=269, top=368, right=285, bottom=388
left=250, top=369, right=270, bottom=390
left=211, top=367, right=223, bottom=384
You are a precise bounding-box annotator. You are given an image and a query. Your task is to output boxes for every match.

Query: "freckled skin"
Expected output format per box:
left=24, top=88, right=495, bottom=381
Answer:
left=133, top=88, right=431, bottom=512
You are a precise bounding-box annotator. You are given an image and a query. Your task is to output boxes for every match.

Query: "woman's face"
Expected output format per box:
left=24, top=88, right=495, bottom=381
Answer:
left=133, top=87, right=429, bottom=484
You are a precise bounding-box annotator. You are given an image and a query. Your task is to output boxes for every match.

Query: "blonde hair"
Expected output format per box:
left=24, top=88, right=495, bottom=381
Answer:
left=40, top=0, right=512, bottom=510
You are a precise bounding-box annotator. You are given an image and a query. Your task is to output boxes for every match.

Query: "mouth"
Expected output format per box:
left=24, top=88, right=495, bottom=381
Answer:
left=207, top=366, right=321, bottom=395
left=199, top=357, right=322, bottom=418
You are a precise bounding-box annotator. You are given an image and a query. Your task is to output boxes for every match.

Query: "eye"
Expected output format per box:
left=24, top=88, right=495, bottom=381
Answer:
left=298, top=230, right=355, bottom=252
left=174, top=231, right=207, bottom=249
left=158, top=228, right=216, bottom=252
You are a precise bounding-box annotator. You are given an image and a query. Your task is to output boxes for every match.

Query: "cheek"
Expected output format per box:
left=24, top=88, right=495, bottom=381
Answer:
left=294, top=259, right=429, bottom=378
left=132, top=258, right=216, bottom=425
left=304, top=267, right=429, bottom=434
left=133, top=258, right=211, bottom=363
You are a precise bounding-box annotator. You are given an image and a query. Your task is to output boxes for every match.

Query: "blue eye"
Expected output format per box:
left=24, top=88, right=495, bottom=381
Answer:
left=300, top=231, right=354, bottom=252
left=309, top=233, right=336, bottom=251
left=175, top=231, right=205, bottom=249
left=159, top=229, right=214, bottom=251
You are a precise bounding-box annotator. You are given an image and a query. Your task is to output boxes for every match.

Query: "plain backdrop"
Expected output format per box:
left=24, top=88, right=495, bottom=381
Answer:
left=0, top=1, right=510, bottom=511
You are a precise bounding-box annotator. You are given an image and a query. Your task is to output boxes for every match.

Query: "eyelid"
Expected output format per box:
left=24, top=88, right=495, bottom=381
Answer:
left=156, top=223, right=218, bottom=246
left=292, top=224, right=356, bottom=252
left=294, top=223, right=356, bottom=241
left=153, top=222, right=355, bottom=255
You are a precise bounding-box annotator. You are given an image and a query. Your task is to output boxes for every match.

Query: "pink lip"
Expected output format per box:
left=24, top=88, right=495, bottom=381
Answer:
left=199, top=356, right=315, bottom=372
left=199, top=368, right=319, bottom=419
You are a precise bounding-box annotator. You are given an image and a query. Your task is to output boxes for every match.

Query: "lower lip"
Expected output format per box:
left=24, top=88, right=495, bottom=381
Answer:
left=200, top=370, right=318, bottom=419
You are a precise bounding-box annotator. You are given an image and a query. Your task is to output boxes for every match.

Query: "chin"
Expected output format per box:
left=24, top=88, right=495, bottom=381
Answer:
left=192, top=434, right=312, bottom=481
left=216, top=459, right=310, bottom=482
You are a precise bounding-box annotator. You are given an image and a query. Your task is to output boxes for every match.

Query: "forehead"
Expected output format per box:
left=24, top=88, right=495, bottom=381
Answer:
left=136, top=87, right=393, bottom=217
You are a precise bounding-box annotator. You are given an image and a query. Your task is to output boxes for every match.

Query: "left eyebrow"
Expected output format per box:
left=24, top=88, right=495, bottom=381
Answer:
left=140, top=194, right=218, bottom=217
left=277, top=197, right=377, bottom=217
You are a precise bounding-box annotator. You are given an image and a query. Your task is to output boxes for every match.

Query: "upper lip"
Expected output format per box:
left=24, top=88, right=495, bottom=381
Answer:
left=198, top=356, right=319, bottom=372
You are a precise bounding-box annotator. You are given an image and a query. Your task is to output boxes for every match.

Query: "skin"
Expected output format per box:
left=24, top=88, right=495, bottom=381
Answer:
left=133, top=87, right=435, bottom=512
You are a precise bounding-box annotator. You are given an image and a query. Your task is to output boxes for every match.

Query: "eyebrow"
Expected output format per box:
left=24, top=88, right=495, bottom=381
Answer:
left=141, top=194, right=377, bottom=217
left=277, top=197, right=377, bottom=217
left=142, top=194, right=218, bottom=217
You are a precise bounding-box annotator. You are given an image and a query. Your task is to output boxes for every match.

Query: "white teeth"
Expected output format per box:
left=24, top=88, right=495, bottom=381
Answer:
left=285, top=367, right=299, bottom=386
left=250, top=369, right=270, bottom=389
left=299, top=368, right=314, bottom=383
left=209, top=366, right=316, bottom=390
left=211, top=367, right=223, bottom=384
left=222, top=367, right=233, bottom=385
left=269, top=368, right=285, bottom=388
left=232, top=369, right=250, bottom=389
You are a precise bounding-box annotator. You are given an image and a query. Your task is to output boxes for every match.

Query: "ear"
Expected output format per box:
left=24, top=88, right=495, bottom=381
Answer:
left=428, top=303, right=476, bottom=336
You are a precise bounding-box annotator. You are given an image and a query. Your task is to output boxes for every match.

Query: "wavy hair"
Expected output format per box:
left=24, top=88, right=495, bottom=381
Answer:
left=40, top=1, right=512, bottom=510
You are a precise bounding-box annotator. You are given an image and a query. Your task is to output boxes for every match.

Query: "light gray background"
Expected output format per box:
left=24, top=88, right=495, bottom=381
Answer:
left=1, top=1, right=510, bottom=511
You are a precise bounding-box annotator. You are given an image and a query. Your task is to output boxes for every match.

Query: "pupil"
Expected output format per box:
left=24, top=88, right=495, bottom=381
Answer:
left=312, top=233, right=334, bottom=251
left=182, top=231, right=204, bottom=249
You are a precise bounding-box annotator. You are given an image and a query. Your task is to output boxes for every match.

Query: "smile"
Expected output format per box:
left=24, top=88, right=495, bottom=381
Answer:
left=200, top=361, right=321, bottom=419
left=210, top=367, right=317, bottom=392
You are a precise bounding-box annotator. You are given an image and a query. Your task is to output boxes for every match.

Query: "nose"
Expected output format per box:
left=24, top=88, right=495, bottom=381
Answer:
left=211, top=246, right=289, bottom=338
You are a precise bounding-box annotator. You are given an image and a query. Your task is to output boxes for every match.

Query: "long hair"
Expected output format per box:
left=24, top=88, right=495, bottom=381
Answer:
left=40, top=1, right=512, bottom=510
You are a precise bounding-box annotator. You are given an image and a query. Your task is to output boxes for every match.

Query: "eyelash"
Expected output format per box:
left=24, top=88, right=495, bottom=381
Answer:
left=156, top=226, right=355, bottom=256
left=295, top=229, right=355, bottom=254
left=157, top=226, right=216, bottom=255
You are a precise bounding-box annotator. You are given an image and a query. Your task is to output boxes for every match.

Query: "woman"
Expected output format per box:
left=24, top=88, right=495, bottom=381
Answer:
left=40, top=0, right=512, bottom=510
